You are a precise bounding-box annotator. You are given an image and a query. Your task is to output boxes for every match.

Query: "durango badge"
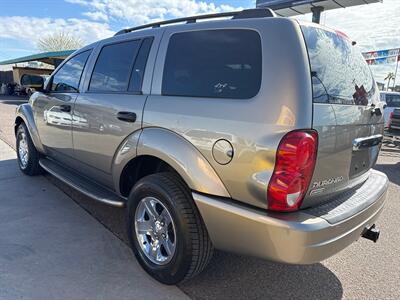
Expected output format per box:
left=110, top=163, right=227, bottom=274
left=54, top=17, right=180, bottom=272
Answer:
left=311, top=176, right=344, bottom=190
left=309, top=176, right=344, bottom=195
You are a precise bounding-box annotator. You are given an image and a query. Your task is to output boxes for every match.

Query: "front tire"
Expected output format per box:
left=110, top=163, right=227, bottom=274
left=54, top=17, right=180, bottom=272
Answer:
left=16, top=123, right=43, bottom=176
left=127, top=172, right=213, bottom=284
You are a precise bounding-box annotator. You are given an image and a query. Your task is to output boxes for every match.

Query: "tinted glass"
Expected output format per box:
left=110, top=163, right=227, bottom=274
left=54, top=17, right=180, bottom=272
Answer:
left=52, top=50, right=91, bottom=92
left=385, top=94, right=400, bottom=107
left=21, top=75, right=41, bottom=85
left=162, top=29, right=262, bottom=99
left=89, top=40, right=140, bottom=92
left=128, top=38, right=153, bottom=93
left=20, top=76, right=28, bottom=86
left=302, top=25, right=376, bottom=105
left=30, top=76, right=44, bottom=85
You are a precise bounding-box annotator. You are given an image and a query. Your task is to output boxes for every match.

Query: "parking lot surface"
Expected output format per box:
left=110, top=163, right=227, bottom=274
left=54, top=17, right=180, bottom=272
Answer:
left=0, top=136, right=188, bottom=299
left=1, top=96, right=400, bottom=299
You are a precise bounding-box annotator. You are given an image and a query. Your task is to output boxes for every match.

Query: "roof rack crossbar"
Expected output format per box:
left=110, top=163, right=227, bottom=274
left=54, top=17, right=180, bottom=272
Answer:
left=114, top=8, right=276, bottom=36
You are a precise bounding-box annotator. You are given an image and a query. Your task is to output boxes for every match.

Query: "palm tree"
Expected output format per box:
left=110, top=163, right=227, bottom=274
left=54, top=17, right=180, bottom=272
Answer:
left=384, top=72, right=395, bottom=91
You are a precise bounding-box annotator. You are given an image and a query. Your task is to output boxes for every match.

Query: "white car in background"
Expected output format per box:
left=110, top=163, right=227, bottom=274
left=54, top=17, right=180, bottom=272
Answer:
left=380, top=91, right=400, bottom=127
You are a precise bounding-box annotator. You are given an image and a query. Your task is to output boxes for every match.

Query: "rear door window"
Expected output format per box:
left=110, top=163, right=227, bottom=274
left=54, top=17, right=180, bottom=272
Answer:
left=301, top=25, right=377, bottom=105
left=162, top=29, right=262, bottom=99
left=89, top=40, right=141, bottom=92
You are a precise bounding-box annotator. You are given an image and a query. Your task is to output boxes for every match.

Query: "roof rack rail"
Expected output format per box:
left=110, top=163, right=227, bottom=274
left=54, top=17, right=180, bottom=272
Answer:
left=114, top=8, right=276, bottom=36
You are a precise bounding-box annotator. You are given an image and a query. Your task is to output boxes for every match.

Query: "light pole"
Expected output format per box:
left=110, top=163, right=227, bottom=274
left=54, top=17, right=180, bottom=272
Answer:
left=393, top=57, right=399, bottom=90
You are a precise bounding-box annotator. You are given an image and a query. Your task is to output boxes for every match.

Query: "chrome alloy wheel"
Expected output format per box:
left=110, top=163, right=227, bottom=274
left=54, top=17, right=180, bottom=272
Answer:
left=135, top=197, right=177, bottom=265
left=18, top=131, right=29, bottom=169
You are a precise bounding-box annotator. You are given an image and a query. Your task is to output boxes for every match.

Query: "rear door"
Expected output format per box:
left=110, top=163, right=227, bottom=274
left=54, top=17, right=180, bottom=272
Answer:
left=71, top=36, right=154, bottom=186
left=300, top=24, right=384, bottom=207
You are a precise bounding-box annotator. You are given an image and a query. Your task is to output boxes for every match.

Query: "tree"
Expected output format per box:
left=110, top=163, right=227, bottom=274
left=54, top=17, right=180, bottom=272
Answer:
left=384, top=72, right=395, bottom=91
left=37, top=32, right=83, bottom=52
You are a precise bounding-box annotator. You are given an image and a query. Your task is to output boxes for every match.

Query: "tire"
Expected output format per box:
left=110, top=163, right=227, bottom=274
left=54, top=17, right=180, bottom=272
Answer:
left=127, top=172, right=213, bottom=284
left=16, top=123, right=43, bottom=176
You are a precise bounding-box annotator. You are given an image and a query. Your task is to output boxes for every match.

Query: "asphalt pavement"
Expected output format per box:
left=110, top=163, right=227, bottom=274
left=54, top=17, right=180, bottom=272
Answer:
left=0, top=131, right=188, bottom=299
left=1, top=95, right=399, bottom=299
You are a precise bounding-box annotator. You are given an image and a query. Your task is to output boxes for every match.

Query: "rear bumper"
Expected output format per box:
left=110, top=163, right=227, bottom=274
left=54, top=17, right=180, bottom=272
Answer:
left=193, top=170, right=388, bottom=264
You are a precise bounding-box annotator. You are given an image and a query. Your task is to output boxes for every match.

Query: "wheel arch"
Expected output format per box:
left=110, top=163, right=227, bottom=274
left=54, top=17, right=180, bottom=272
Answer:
left=113, top=128, right=230, bottom=198
left=15, top=104, right=45, bottom=153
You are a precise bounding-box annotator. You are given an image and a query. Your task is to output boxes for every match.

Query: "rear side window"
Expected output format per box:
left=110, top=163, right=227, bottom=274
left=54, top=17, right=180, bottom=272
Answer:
left=89, top=40, right=141, bottom=92
left=52, top=50, right=91, bottom=92
left=162, top=29, right=262, bottom=99
left=386, top=94, right=400, bottom=107
left=301, top=25, right=376, bottom=106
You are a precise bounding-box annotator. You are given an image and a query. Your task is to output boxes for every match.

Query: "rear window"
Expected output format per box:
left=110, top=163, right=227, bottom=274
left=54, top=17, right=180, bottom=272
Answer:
left=21, top=75, right=43, bottom=85
left=385, top=94, right=400, bottom=107
left=162, top=29, right=262, bottom=99
left=301, top=25, right=376, bottom=106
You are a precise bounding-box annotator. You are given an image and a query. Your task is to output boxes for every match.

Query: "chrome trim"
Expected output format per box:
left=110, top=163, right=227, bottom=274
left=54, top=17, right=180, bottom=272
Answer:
left=135, top=197, right=176, bottom=265
left=352, top=134, right=383, bottom=151
left=17, top=130, right=29, bottom=169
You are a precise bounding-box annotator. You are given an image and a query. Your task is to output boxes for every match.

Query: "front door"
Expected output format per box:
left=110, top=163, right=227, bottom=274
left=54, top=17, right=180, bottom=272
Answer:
left=33, top=50, right=91, bottom=162
left=71, top=37, right=154, bottom=183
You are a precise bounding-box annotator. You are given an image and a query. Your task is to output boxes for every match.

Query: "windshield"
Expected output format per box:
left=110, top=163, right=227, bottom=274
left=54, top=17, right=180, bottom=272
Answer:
left=301, top=24, right=377, bottom=106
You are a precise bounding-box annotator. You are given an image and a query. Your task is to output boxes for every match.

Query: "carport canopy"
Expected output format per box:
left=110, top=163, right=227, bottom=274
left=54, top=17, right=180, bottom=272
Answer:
left=0, top=50, right=75, bottom=66
left=256, top=0, right=382, bottom=17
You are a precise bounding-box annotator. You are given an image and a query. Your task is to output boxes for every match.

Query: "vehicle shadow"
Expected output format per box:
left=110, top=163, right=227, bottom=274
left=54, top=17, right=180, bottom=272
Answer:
left=47, top=175, right=343, bottom=300
left=179, top=251, right=343, bottom=300
left=374, top=162, right=400, bottom=186
left=376, top=136, right=400, bottom=185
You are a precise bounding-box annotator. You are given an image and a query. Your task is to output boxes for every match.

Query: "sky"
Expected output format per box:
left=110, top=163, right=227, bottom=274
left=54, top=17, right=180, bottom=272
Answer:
left=0, top=0, right=399, bottom=83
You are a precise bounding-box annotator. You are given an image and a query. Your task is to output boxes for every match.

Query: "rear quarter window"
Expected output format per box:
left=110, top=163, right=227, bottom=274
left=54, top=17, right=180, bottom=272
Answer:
left=301, top=25, right=377, bottom=106
left=162, top=29, right=262, bottom=99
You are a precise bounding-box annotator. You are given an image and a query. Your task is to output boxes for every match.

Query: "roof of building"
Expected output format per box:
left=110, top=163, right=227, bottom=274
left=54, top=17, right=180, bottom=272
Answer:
left=0, top=50, right=75, bottom=66
left=256, top=0, right=382, bottom=17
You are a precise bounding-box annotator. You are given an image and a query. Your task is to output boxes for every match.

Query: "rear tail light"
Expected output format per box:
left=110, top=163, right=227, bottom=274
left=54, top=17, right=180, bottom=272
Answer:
left=267, top=130, right=318, bottom=212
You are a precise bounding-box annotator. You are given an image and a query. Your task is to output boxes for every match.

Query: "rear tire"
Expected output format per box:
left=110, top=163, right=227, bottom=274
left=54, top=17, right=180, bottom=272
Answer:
left=127, top=172, right=213, bottom=284
left=16, top=123, right=43, bottom=176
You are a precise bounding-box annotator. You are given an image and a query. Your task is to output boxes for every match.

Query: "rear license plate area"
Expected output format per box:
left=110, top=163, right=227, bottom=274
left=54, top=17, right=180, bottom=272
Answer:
left=349, top=145, right=379, bottom=179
